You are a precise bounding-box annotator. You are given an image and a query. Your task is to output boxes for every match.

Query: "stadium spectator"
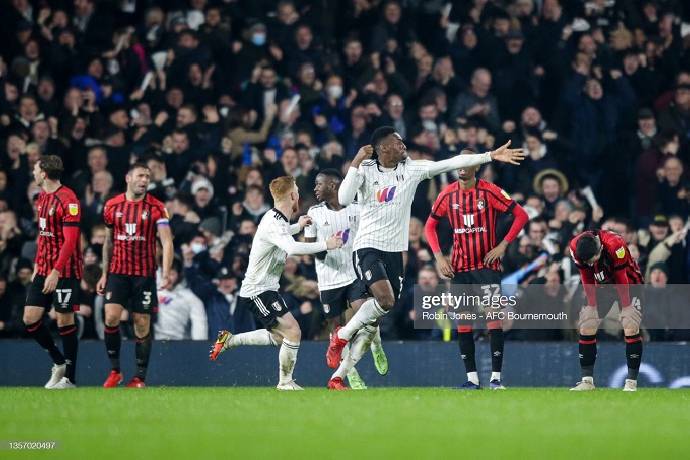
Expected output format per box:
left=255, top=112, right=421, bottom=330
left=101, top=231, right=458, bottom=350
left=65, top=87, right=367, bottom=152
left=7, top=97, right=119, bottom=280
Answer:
left=155, top=259, right=208, bottom=340
left=183, top=245, right=255, bottom=338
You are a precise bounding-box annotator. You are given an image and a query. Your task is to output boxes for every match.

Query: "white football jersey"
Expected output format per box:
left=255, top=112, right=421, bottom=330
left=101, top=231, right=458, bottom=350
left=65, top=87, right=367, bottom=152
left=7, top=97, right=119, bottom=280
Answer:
left=350, top=158, right=433, bottom=252
left=239, top=208, right=326, bottom=297
left=304, top=202, right=359, bottom=290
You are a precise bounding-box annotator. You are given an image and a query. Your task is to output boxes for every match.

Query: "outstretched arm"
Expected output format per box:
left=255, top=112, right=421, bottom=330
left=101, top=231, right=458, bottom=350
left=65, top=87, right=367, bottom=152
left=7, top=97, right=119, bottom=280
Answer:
left=268, top=228, right=342, bottom=256
left=425, top=141, right=525, bottom=178
left=425, top=152, right=492, bottom=177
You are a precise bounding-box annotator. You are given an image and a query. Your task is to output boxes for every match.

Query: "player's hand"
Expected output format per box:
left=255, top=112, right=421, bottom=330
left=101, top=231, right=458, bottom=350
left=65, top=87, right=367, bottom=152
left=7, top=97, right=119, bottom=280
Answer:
left=42, top=269, right=59, bottom=294
left=434, top=253, right=454, bottom=279
left=159, top=271, right=172, bottom=291
left=325, top=234, right=343, bottom=250
left=484, top=240, right=508, bottom=265
left=298, top=215, right=312, bottom=229
left=490, top=140, right=525, bottom=165
left=352, top=145, right=374, bottom=167
left=96, top=274, right=108, bottom=296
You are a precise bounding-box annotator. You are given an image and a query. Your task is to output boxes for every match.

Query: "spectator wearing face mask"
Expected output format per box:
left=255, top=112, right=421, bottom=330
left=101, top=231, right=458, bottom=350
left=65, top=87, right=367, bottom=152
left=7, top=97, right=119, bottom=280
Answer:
left=312, top=74, right=354, bottom=141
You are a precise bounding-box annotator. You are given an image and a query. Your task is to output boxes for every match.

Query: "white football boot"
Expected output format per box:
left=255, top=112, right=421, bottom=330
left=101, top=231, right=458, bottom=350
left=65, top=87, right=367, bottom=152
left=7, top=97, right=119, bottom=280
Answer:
left=276, top=380, right=304, bottom=391
left=623, top=379, right=638, bottom=392
left=50, top=377, right=77, bottom=389
left=570, top=377, right=596, bottom=391
left=44, top=363, right=66, bottom=389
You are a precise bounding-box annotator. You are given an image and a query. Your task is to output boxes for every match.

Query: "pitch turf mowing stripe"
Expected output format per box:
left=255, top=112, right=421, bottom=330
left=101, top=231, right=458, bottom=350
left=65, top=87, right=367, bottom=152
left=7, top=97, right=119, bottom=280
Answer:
left=1, top=388, right=689, bottom=460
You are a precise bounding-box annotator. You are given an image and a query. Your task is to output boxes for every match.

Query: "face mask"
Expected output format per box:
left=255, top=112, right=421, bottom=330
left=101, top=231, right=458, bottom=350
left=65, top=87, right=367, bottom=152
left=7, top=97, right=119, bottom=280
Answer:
left=191, top=242, right=206, bottom=254
left=422, top=120, right=437, bottom=132
left=251, top=33, right=266, bottom=46
left=327, top=85, right=343, bottom=99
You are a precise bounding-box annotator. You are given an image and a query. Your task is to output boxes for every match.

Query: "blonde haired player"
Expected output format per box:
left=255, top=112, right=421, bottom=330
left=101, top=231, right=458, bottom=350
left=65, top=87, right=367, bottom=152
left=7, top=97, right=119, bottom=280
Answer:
left=210, top=176, right=343, bottom=390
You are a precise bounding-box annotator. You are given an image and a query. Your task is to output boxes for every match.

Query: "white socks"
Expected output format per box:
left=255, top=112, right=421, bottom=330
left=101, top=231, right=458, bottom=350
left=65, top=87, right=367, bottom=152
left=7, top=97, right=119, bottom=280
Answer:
left=467, top=372, right=479, bottom=385
left=229, top=329, right=277, bottom=347
left=333, top=325, right=376, bottom=380
left=371, top=326, right=382, bottom=350
left=491, top=372, right=501, bottom=382
left=338, top=298, right=387, bottom=341
left=279, top=338, right=300, bottom=384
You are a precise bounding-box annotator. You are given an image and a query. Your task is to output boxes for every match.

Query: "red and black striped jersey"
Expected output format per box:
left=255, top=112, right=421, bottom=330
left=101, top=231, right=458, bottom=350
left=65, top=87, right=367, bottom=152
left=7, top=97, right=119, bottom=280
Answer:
left=35, top=185, right=83, bottom=278
left=569, top=230, right=644, bottom=285
left=103, top=193, right=169, bottom=277
left=430, top=179, right=515, bottom=273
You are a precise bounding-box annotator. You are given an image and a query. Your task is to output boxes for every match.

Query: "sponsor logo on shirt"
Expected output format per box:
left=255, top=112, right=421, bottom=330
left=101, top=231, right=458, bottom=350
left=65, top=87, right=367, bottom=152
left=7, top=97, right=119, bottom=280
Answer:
left=335, top=229, right=350, bottom=244
left=116, top=223, right=146, bottom=241
left=38, top=217, right=54, bottom=237
left=454, top=214, right=487, bottom=234
left=376, top=186, right=397, bottom=203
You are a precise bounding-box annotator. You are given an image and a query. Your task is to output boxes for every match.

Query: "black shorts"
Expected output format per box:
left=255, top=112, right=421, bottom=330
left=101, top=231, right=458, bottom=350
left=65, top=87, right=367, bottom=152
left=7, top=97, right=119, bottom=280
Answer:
left=452, top=269, right=502, bottom=323
left=319, top=280, right=369, bottom=318
left=452, top=268, right=502, bottom=291
left=353, top=248, right=404, bottom=300
left=105, top=274, right=158, bottom=314
left=593, top=284, right=644, bottom=318
left=26, top=276, right=81, bottom=313
left=240, top=291, right=289, bottom=330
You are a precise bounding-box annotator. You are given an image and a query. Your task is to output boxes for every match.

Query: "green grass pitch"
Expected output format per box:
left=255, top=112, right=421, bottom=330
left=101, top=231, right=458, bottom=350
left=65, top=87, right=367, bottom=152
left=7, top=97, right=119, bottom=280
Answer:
left=2, top=387, right=689, bottom=459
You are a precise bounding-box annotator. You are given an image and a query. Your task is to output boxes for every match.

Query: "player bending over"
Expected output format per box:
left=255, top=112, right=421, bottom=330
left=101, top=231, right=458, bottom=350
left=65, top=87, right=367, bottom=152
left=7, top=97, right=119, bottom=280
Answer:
left=98, top=162, right=174, bottom=388
left=305, top=169, right=388, bottom=390
left=209, top=176, right=342, bottom=390
left=569, top=230, right=644, bottom=392
left=325, top=126, right=525, bottom=389
left=23, top=155, right=83, bottom=389
left=424, top=149, right=528, bottom=389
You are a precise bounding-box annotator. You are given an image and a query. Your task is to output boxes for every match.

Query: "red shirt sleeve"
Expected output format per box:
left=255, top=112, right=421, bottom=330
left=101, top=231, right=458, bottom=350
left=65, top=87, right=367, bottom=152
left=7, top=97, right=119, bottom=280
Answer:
left=485, top=183, right=515, bottom=213
left=153, top=204, right=170, bottom=226
left=61, top=194, right=81, bottom=227
left=54, top=191, right=80, bottom=272
left=430, top=190, right=449, bottom=220
left=425, top=216, right=442, bottom=254
left=503, top=203, right=528, bottom=243
left=103, top=201, right=114, bottom=228
left=604, top=233, right=633, bottom=307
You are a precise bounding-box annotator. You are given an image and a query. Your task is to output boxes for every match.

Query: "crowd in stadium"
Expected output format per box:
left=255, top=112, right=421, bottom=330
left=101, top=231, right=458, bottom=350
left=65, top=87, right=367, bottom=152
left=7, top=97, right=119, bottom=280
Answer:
left=0, top=0, right=689, bottom=342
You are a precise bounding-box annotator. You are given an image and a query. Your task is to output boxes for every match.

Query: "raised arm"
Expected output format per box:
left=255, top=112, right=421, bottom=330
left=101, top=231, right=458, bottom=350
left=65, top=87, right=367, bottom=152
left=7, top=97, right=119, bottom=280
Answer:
left=425, top=141, right=525, bottom=178
left=339, top=145, right=373, bottom=205
left=339, top=167, right=364, bottom=205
